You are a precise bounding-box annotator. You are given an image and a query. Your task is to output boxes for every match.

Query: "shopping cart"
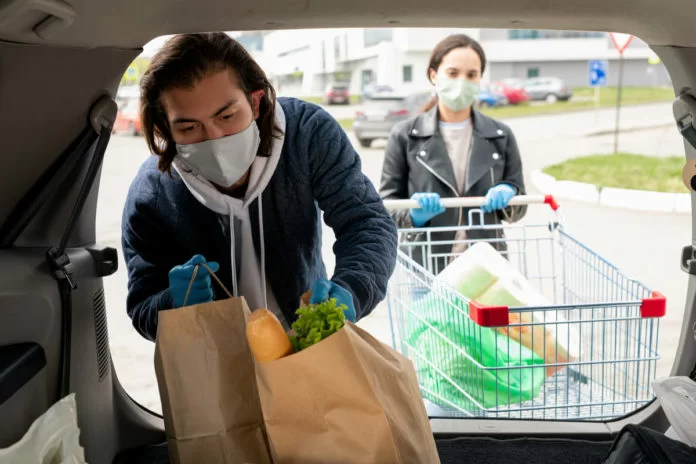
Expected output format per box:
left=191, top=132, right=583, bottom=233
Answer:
left=383, top=195, right=666, bottom=421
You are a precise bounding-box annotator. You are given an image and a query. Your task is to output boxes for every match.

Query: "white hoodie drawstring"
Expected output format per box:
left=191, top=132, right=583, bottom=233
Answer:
left=227, top=199, right=267, bottom=309
left=228, top=209, right=239, bottom=297
left=258, top=197, right=268, bottom=310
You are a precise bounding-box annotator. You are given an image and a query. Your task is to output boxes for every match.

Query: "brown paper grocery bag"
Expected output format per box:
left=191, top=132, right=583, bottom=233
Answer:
left=256, top=322, right=440, bottom=464
left=154, top=265, right=272, bottom=464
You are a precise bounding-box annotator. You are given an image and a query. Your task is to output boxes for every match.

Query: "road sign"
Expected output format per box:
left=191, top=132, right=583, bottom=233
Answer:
left=589, top=60, right=608, bottom=87
left=609, top=33, right=634, bottom=55
left=609, top=33, right=634, bottom=154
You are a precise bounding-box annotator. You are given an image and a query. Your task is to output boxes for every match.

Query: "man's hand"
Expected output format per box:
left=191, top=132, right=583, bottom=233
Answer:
left=308, top=279, right=356, bottom=322
left=168, top=254, right=220, bottom=307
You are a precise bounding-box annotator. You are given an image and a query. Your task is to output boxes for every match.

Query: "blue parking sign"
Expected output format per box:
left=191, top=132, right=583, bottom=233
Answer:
left=589, top=60, right=608, bottom=87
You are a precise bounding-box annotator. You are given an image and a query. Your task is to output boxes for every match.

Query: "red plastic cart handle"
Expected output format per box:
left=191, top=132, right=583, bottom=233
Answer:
left=640, top=291, right=667, bottom=318
left=469, top=300, right=510, bottom=327
left=544, top=195, right=560, bottom=211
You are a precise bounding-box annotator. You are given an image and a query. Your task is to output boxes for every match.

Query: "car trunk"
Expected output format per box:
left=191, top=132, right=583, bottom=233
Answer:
left=1, top=0, right=696, bottom=462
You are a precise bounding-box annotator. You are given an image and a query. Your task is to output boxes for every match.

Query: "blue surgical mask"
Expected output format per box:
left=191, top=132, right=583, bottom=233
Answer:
left=176, top=121, right=260, bottom=187
left=436, top=77, right=480, bottom=112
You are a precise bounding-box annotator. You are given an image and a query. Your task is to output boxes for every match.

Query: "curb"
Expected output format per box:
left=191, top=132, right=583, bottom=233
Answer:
left=530, top=170, right=691, bottom=214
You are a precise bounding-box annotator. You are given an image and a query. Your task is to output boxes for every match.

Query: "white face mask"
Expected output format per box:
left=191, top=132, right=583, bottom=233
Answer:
left=176, top=120, right=261, bottom=187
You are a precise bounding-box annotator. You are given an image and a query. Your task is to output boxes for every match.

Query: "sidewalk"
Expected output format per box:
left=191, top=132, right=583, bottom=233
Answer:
left=503, top=102, right=675, bottom=139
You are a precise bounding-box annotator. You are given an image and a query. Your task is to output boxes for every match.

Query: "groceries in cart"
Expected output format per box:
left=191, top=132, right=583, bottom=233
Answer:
left=405, top=242, right=587, bottom=411
left=437, top=242, right=583, bottom=377
left=386, top=196, right=665, bottom=420
left=155, top=280, right=440, bottom=463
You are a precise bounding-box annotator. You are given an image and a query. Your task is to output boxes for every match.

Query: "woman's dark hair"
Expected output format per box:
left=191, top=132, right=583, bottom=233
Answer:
left=421, top=34, right=487, bottom=113
left=139, top=32, right=281, bottom=173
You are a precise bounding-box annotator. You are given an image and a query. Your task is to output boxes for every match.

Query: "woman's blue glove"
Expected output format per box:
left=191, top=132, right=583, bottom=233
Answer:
left=410, top=192, right=446, bottom=227
left=168, top=254, right=220, bottom=308
left=309, top=279, right=356, bottom=323
left=482, top=184, right=516, bottom=213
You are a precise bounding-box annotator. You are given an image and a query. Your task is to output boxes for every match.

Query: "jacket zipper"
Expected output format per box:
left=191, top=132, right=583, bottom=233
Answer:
left=416, top=157, right=463, bottom=226
left=624, top=425, right=672, bottom=464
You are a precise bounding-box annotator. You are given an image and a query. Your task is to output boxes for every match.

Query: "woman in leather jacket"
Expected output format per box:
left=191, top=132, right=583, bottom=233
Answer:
left=379, top=34, right=527, bottom=270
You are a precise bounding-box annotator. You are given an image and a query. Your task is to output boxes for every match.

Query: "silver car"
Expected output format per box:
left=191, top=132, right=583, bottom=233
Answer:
left=517, top=77, right=573, bottom=103
left=353, top=92, right=431, bottom=148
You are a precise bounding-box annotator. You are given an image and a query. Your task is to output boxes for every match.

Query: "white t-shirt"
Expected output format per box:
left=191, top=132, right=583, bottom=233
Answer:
left=439, top=119, right=473, bottom=194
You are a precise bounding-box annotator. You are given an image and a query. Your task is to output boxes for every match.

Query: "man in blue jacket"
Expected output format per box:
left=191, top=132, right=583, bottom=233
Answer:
left=122, top=32, right=398, bottom=341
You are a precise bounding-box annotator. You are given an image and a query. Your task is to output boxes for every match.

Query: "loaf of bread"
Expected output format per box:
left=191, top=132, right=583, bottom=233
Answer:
left=246, top=309, right=293, bottom=363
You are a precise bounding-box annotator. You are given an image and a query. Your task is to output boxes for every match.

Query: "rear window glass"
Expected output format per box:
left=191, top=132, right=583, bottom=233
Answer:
left=364, top=97, right=405, bottom=108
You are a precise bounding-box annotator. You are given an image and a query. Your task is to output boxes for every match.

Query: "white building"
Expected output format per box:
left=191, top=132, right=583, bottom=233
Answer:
left=241, top=28, right=671, bottom=98
left=480, top=29, right=670, bottom=87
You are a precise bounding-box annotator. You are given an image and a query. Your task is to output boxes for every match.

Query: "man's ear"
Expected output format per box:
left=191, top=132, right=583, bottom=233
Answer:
left=251, top=90, right=265, bottom=119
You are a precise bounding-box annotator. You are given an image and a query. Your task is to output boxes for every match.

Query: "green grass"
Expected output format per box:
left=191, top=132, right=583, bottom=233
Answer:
left=543, top=153, right=686, bottom=193
left=337, top=118, right=353, bottom=130
left=302, top=96, right=361, bottom=105
left=480, top=86, right=674, bottom=119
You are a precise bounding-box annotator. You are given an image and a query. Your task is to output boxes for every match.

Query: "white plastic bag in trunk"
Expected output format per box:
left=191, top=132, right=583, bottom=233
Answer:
left=653, top=376, right=696, bottom=447
left=0, top=393, right=85, bottom=463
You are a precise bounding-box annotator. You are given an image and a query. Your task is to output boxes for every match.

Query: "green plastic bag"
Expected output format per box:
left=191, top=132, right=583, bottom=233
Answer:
left=404, top=292, right=546, bottom=411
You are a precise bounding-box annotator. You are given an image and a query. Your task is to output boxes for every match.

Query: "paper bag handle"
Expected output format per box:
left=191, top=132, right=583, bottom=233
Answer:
left=183, top=262, right=234, bottom=306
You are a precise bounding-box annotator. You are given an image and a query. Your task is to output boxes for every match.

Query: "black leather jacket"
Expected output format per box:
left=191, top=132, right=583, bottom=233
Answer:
left=380, top=106, right=527, bottom=266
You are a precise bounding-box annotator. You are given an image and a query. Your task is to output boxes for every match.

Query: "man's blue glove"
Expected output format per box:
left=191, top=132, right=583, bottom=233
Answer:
left=309, top=279, right=356, bottom=323
left=410, top=192, right=446, bottom=227
left=168, top=254, right=220, bottom=308
left=482, top=184, right=516, bottom=213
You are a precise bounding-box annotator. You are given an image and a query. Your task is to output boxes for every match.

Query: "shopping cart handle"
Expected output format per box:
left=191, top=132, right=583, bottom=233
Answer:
left=382, top=195, right=560, bottom=211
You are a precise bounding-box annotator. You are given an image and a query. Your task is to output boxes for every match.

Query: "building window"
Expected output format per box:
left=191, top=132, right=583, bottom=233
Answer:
left=321, top=40, right=326, bottom=72
left=508, top=29, right=605, bottom=40
left=402, top=65, right=413, bottom=83
left=363, top=28, right=393, bottom=48
left=361, top=69, right=375, bottom=88
left=334, top=36, right=341, bottom=61
left=235, top=32, right=264, bottom=52
left=527, top=67, right=540, bottom=78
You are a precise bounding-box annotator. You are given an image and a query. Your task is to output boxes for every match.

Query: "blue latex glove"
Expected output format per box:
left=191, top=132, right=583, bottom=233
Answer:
left=482, top=184, right=516, bottom=213
left=168, top=254, right=220, bottom=308
left=309, top=279, right=356, bottom=323
left=409, top=192, right=446, bottom=227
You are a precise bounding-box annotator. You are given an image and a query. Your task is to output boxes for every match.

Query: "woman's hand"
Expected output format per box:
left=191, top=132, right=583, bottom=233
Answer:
left=482, top=184, right=516, bottom=213
left=410, top=192, right=446, bottom=227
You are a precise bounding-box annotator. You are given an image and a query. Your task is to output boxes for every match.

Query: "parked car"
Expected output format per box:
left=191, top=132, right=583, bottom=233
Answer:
left=353, top=92, right=431, bottom=147
left=519, top=77, right=573, bottom=103
left=360, top=84, right=395, bottom=102
left=112, top=98, right=142, bottom=136
left=323, top=83, right=351, bottom=105
left=489, top=80, right=530, bottom=105
left=477, top=86, right=509, bottom=108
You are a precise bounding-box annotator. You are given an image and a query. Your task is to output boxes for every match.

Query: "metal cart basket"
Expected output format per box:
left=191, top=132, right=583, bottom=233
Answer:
left=383, top=195, right=665, bottom=421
